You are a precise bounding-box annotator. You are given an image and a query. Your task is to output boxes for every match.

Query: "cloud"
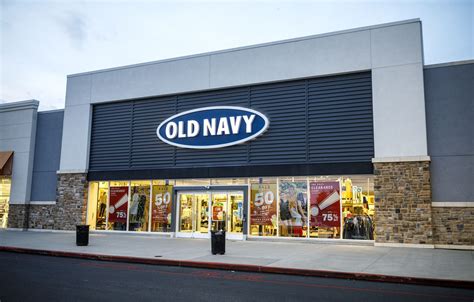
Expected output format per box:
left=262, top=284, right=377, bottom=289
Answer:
left=57, top=10, right=87, bottom=49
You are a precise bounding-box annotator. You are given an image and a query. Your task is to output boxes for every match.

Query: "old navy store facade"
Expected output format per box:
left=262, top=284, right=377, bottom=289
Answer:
left=3, top=19, right=473, bottom=249
left=86, top=71, right=375, bottom=241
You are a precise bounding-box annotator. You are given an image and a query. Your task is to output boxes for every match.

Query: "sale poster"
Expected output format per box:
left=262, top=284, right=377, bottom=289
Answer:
left=151, top=185, right=173, bottom=224
left=250, top=183, right=277, bottom=225
left=108, top=186, right=128, bottom=223
left=212, top=205, right=224, bottom=221
left=309, top=181, right=341, bottom=228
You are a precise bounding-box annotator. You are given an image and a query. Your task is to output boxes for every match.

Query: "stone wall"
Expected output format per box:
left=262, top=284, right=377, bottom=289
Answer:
left=7, top=204, right=29, bottom=229
left=6, top=173, right=88, bottom=230
left=432, top=207, right=474, bottom=246
left=28, top=204, right=56, bottom=229
left=55, top=173, right=88, bottom=230
left=374, top=161, right=433, bottom=245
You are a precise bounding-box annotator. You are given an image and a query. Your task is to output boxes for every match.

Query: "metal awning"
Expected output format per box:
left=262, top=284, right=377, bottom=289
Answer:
left=0, top=151, right=13, bottom=176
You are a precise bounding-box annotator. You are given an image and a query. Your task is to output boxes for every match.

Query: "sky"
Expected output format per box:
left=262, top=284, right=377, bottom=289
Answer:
left=1, top=0, right=473, bottom=110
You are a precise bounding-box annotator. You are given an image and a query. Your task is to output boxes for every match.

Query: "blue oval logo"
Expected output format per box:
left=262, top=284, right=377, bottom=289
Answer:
left=157, top=106, right=269, bottom=149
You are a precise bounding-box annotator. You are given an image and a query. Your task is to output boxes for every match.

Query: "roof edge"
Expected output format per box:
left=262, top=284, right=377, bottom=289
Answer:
left=424, top=59, right=474, bottom=69
left=0, top=100, right=39, bottom=113
left=68, top=18, right=420, bottom=78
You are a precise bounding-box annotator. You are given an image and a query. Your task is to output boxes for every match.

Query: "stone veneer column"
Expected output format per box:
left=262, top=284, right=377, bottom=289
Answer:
left=28, top=204, right=56, bottom=229
left=55, top=173, right=88, bottom=230
left=374, top=161, right=433, bottom=245
left=432, top=207, right=474, bottom=246
left=7, top=204, right=30, bottom=229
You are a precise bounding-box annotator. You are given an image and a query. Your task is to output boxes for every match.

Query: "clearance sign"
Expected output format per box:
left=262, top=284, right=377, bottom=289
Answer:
left=109, top=187, right=128, bottom=223
left=309, top=182, right=341, bottom=228
left=157, top=106, right=269, bottom=149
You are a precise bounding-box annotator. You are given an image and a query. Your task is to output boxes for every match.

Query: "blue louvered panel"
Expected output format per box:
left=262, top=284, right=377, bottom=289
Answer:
left=89, top=71, right=374, bottom=172
left=307, top=72, right=374, bottom=163
left=249, top=80, right=307, bottom=163
left=131, top=97, right=176, bottom=168
left=89, top=102, right=132, bottom=170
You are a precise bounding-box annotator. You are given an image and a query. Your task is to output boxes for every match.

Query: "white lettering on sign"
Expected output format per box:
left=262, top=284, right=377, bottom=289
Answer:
left=217, top=117, right=230, bottom=135
left=188, top=120, right=199, bottom=137
left=203, top=118, right=216, bottom=136
left=164, top=115, right=256, bottom=139
left=165, top=122, right=177, bottom=139
left=229, top=116, right=241, bottom=133
left=242, top=114, right=255, bottom=133
left=178, top=121, right=186, bottom=138
left=156, top=106, right=269, bottom=149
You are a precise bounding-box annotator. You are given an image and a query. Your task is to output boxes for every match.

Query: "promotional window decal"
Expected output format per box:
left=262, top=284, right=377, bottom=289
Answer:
left=279, top=182, right=308, bottom=237
left=156, top=106, right=269, bottom=149
left=250, top=183, right=277, bottom=226
left=212, top=204, right=224, bottom=221
left=310, top=181, right=341, bottom=228
left=151, top=185, right=173, bottom=224
left=109, top=186, right=128, bottom=223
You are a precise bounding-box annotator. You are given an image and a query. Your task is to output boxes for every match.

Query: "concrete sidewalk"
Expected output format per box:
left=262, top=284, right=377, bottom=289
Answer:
left=1, top=230, right=473, bottom=286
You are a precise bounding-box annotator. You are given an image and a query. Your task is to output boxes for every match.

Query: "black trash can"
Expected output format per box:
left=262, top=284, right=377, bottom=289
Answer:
left=211, top=230, right=225, bottom=255
left=76, top=225, right=89, bottom=246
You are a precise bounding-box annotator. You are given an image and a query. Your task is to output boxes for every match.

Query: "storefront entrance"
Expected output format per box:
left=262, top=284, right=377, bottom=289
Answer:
left=176, top=191, right=245, bottom=240
left=0, top=177, right=11, bottom=228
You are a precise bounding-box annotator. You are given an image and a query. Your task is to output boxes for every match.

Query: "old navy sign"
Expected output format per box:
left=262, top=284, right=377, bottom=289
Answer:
left=157, top=106, right=269, bottom=149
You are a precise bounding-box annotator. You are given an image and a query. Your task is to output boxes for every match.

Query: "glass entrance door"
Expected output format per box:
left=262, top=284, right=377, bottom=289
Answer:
left=177, top=192, right=210, bottom=238
left=176, top=190, right=244, bottom=240
left=211, top=191, right=244, bottom=240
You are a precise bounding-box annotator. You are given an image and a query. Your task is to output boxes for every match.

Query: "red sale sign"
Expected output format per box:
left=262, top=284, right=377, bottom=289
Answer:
left=212, top=205, right=224, bottom=221
left=109, top=186, right=128, bottom=223
left=310, top=181, right=341, bottom=228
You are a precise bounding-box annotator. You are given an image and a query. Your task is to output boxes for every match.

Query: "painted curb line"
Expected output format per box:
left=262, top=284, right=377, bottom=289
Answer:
left=1, top=246, right=473, bottom=289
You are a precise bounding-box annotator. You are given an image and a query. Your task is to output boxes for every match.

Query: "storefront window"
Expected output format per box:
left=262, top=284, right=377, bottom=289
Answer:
left=175, top=179, right=210, bottom=186
left=151, top=183, right=173, bottom=232
left=86, top=175, right=374, bottom=239
left=107, top=181, right=129, bottom=231
left=211, top=178, right=248, bottom=185
left=87, top=182, right=98, bottom=230
left=152, top=180, right=172, bottom=186
left=129, top=181, right=150, bottom=232
left=0, top=177, right=11, bottom=228
left=341, top=176, right=374, bottom=240
left=278, top=178, right=308, bottom=238
left=249, top=178, right=277, bottom=236
left=95, top=182, right=109, bottom=230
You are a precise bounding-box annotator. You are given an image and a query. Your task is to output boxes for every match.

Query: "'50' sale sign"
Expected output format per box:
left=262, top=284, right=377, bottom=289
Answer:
left=250, top=183, right=277, bottom=226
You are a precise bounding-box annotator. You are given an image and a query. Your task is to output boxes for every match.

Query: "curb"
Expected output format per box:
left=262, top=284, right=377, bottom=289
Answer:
left=1, top=246, right=473, bottom=289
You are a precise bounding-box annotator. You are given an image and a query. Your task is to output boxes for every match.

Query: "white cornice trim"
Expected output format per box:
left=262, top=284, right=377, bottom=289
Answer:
left=57, top=169, right=88, bottom=174
left=432, top=202, right=474, bottom=208
left=0, top=100, right=39, bottom=113
left=372, top=156, right=431, bottom=163
left=29, top=201, right=56, bottom=205
left=424, top=60, right=474, bottom=69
